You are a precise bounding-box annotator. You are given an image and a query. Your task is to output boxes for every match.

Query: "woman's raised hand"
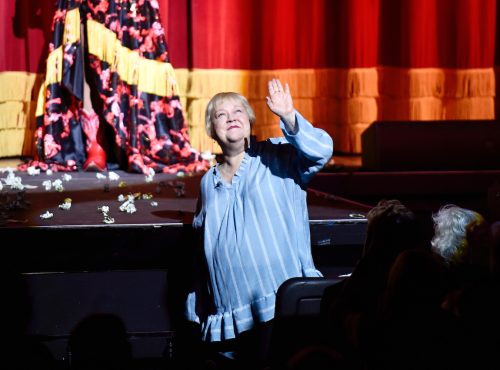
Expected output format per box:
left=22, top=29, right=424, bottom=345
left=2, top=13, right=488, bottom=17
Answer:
left=266, top=78, right=296, bottom=126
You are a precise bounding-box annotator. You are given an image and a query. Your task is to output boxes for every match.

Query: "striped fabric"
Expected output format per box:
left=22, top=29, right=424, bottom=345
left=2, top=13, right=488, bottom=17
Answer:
left=185, top=111, right=333, bottom=341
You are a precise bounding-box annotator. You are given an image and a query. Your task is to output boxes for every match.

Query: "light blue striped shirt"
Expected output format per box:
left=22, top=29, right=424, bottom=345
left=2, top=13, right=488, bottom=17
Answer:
left=186, top=111, right=333, bottom=341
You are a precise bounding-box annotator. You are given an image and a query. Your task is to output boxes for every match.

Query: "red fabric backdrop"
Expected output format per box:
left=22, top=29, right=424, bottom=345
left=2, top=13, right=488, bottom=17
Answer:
left=4, top=0, right=495, bottom=72
left=1, top=0, right=498, bottom=156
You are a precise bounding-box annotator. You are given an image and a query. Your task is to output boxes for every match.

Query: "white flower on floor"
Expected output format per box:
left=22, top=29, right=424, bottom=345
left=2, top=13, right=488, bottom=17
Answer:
left=58, top=198, right=72, bottom=210
left=117, top=194, right=126, bottom=202
left=2, top=171, right=25, bottom=190
left=62, top=174, right=72, bottom=181
left=96, top=173, right=106, bottom=180
left=97, top=205, right=115, bottom=224
left=109, top=172, right=120, bottom=181
left=119, top=198, right=137, bottom=214
left=46, top=169, right=53, bottom=176
left=52, top=179, right=64, bottom=192
left=27, top=166, right=40, bottom=176
left=40, top=210, right=54, bottom=219
left=98, top=205, right=110, bottom=213
left=42, top=180, right=52, bottom=191
left=150, top=201, right=158, bottom=207
left=145, top=168, right=155, bottom=183
left=103, top=214, right=115, bottom=224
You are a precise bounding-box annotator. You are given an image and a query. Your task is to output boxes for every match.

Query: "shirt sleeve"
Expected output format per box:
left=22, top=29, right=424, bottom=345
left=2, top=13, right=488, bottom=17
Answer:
left=280, top=110, right=334, bottom=184
left=192, top=173, right=208, bottom=230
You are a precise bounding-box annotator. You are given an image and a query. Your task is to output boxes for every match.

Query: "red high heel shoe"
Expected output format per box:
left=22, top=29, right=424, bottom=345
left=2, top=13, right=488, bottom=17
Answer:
left=80, top=109, right=107, bottom=171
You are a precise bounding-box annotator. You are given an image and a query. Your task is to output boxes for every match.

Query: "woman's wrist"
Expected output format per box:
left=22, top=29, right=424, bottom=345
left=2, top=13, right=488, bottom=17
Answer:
left=282, top=111, right=297, bottom=134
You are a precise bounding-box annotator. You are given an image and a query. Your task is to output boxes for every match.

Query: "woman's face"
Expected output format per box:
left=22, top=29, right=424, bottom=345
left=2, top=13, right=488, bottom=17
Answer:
left=212, top=98, right=251, bottom=149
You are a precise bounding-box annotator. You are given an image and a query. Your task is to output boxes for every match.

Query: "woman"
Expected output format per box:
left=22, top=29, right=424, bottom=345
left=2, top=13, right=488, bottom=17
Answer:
left=185, top=78, right=333, bottom=368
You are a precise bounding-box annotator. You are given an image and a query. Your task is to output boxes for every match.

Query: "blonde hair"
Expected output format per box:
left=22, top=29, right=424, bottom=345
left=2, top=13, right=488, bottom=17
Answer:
left=204, top=92, right=256, bottom=139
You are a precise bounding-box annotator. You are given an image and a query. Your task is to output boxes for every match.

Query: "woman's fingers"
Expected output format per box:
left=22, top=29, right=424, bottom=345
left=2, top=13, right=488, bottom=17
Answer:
left=274, top=79, right=283, bottom=92
left=269, top=78, right=285, bottom=95
left=284, top=82, right=290, bottom=95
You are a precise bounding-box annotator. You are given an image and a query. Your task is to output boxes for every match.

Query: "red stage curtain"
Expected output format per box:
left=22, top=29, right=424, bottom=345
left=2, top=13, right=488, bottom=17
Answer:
left=0, top=0, right=497, bottom=157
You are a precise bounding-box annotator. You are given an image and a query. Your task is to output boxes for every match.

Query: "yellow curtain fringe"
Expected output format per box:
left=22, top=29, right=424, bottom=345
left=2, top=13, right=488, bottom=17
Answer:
left=86, top=19, right=180, bottom=97
left=378, top=96, right=495, bottom=121
left=379, top=67, right=445, bottom=98
left=245, top=69, right=318, bottom=99
left=496, top=66, right=500, bottom=93
left=379, top=97, right=444, bottom=120
left=330, top=123, right=371, bottom=154
left=0, top=72, right=39, bottom=101
left=116, top=45, right=141, bottom=85
left=186, top=68, right=379, bottom=99
left=443, top=97, right=495, bottom=120
left=0, top=102, right=27, bottom=129
left=348, top=122, right=371, bottom=154
left=45, top=46, right=63, bottom=85
left=443, top=69, right=495, bottom=98
left=341, top=97, right=378, bottom=123
left=187, top=69, right=253, bottom=98
left=63, top=8, right=80, bottom=45
left=35, top=83, right=47, bottom=117
left=185, top=69, right=315, bottom=99
left=1, top=66, right=497, bottom=157
left=380, top=67, right=495, bottom=99
left=0, top=72, right=41, bottom=157
left=174, top=69, right=189, bottom=99
left=312, top=98, right=376, bottom=153
left=314, top=68, right=379, bottom=98
left=187, top=68, right=312, bottom=98
left=0, top=128, right=27, bottom=157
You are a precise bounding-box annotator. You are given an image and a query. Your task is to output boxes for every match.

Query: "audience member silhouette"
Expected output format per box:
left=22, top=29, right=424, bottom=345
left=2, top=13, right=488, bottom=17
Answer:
left=365, top=249, right=458, bottom=370
left=431, top=205, right=500, bottom=369
left=322, top=199, right=425, bottom=369
left=68, top=313, right=133, bottom=370
left=431, top=205, right=492, bottom=314
left=285, top=345, right=345, bottom=370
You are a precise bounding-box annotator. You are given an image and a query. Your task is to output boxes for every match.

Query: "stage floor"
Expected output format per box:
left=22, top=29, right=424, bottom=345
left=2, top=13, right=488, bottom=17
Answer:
left=2, top=168, right=370, bottom=227
left=1, top=167, right=369, bottom=272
